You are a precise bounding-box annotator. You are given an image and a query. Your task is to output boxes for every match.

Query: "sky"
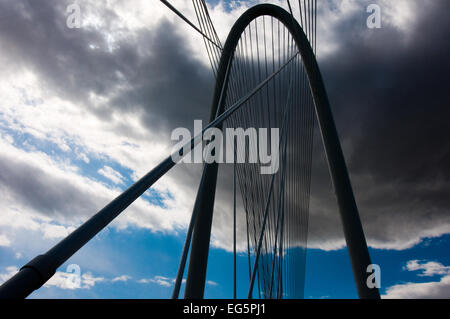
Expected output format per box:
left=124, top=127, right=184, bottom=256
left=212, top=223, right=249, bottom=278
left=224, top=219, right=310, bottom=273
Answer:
left=0, top=0, right=449, bottom=299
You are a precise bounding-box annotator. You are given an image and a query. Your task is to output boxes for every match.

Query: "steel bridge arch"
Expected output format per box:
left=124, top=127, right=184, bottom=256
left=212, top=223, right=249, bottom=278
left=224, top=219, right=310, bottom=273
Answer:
left=0, top=3, right=380, bottom=300
left=184, top=3, right=380, bottom=299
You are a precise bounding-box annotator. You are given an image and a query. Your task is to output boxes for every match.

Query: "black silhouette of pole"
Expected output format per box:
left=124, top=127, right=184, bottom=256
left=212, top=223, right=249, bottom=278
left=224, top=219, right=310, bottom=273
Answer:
left=0, top=156, right=176, bottom=299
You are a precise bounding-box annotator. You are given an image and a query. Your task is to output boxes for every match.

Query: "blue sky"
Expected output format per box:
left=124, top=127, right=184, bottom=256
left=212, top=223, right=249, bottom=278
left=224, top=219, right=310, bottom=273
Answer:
left=0, top=0, right=449, bottom=299
left=0, top=123, right=448, bottom=298
left=3, top=219, right=450, bottom=298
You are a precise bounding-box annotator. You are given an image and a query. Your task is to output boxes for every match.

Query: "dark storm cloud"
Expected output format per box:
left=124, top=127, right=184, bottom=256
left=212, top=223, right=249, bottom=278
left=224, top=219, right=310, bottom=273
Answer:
left=108, top=22, right=214, bottom=134
left=306, top=0, right=450, bottom=249
left=0, top=0, right=214, bottom=137
left=0, top=150, right=101, bottom=221
left=0, top=0, right=128, bottom=104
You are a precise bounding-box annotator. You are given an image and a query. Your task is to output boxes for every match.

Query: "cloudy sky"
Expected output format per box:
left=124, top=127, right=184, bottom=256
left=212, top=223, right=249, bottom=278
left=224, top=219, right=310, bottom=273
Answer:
left=0, top=0, right=449, bottom=298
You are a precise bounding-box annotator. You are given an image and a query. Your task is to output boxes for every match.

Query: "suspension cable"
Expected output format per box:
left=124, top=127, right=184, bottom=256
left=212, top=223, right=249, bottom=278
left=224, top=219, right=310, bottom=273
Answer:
left=160, top=0, right=222, bottom=50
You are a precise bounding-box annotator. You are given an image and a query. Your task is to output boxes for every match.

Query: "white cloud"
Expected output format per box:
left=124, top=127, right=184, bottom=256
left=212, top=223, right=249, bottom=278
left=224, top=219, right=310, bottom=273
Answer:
left=384, top=260, right=450, bottom=299
left=98, top=165, right=125, bottom=185
left=206, top=280, right=218, bottom=287
left=76, top=152, right=90, bottom=164
left=41, top=224, right=76, bottom=239
left=0, top=266, right=19, bottom=284
left=0, top=234, right=11, bottom=247
left=138, top=275, right=174, bottom=287
left=111, top=275, right=132, bottom=282
left=384, top=275, right=450, bottom=299
left=81, top=272, right=105, bottom=288
left=405, top=260, right=450, bottom=277
left=378, top=0, right=421, bottom=32
left=44, top=271, right=104, bottom=290
left=137, top=275, right=217, bottom=288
